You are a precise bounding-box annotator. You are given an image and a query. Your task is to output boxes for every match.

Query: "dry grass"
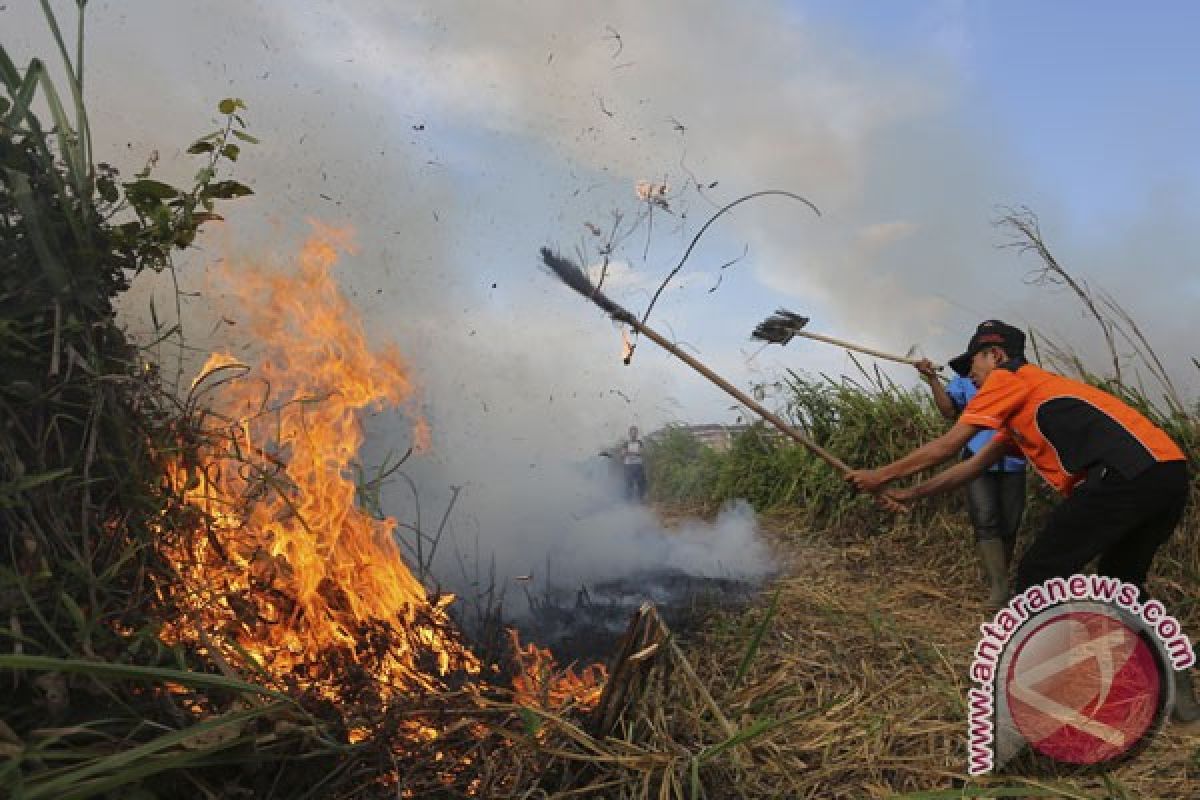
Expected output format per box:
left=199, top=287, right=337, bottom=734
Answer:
left=277, top=502, right=1196, bottom=799
left=671, top=508, right=1200, bottom=798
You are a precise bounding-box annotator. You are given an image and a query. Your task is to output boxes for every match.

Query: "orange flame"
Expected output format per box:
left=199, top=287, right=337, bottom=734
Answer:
left=162, top=224, right=477, bottom=700
left=158, top=224, right=606, bottom=743
left=508, top=629, right=607, bottom=713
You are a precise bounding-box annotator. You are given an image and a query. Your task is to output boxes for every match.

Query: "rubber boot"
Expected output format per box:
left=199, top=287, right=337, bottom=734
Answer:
left=1172, top=668, right=1200, bottom=727
left=976, top=539, right=1009, bottom=609
left=1002, top=535, right=1017, bottom=567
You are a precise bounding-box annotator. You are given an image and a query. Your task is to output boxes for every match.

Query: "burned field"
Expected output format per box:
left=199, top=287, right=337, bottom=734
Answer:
left=519, top=567, right=765, bottom=665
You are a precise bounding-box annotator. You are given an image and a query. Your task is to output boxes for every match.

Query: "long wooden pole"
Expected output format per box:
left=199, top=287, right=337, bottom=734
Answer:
left=790, top=329, right=938, bottom=369
left=629, top=320, right=852, bottom=474
left=537, top=249, right=897, bottom=493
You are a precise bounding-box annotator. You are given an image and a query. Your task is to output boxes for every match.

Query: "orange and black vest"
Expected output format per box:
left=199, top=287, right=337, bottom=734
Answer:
left=960, top=361, right=1184, bottom=496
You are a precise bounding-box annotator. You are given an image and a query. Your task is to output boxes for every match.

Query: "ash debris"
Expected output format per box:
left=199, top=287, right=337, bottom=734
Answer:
left=516, top=566, right=767, bottom=665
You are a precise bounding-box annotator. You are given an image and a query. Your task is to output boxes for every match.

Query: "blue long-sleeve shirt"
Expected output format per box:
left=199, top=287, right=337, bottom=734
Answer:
left=945, top=376, right=1026, bottom=472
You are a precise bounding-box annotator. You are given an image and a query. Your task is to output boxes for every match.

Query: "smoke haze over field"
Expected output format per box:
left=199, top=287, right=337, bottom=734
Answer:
left=6, top=2, right=1200, bottom=592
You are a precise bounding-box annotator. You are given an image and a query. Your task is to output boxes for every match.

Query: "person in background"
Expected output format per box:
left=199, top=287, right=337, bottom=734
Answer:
left=916, top=357, right=1027, bottom=607
left=622, top=425, right=646, bottom=502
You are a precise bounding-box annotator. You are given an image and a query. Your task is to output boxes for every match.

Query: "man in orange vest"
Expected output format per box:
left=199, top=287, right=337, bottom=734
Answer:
left=847, top=320, right=1197, bottom=723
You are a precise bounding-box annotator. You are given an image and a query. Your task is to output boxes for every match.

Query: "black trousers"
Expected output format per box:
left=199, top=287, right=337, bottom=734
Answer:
left=965, top=468, right=1026, bottom=545
left=624, top=463, right=646, bottom=501
left=1014, top=460, right=1189, bottom=594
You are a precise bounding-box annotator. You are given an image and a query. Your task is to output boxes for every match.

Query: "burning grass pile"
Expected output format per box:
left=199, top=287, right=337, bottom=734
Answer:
left=462, top=602, right=811, bottom=799
left=1, top=17, right=779, bottom=795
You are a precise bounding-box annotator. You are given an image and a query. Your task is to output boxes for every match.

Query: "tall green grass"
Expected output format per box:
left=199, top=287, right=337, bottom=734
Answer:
left=648, top=221, right=1200, bottom=625
left=647, top=367, right=962, bottom=530
left=0, top=7, right=349, bottom=799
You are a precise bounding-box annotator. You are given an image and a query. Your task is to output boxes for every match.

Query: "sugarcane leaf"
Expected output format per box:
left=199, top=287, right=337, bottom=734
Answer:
left=0, top=753, right=22, bottom=786
left=0, top=43, right=24, bottom=90
left=38, top=0, right=87, bottom=124
left=517, top=706, right=542, bottom=736
left=221, top=635, right=273, bottom=683
left=0, top=655, right=288, bottom=701
left=21, top=705, right=278, bottom=800
left=60, top=592, right=88, bottom=636
left=1, top=57, right=41, bottom=128
left=37, top=0, right=91, bottom=185
left=696, top=698, right=846, bottom=765
left=0, top=58, right=77, bottom=230
left=734, top=587, right=780, bottom=688
left=0, top=626, right=43, bottom=648
left=4, top=165, right=73, bottom=297
left=23, top=59, right=88, bottom=211
left=0, top=468, right=72, bottom=507
left=695, top=716, right=778, bottom=763
left=96, top=543, right=142, bottom=583
left=3, top=468, right=72, bottom=491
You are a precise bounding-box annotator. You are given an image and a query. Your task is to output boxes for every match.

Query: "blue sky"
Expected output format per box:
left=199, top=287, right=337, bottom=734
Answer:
left=803, top=1, right=1200, bottom=228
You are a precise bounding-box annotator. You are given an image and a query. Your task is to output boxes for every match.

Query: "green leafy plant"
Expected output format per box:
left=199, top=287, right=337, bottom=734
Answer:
left=0, top=5, right=339, bottom=799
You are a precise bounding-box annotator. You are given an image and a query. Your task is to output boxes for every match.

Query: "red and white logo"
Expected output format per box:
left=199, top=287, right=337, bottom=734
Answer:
left=1005, top=610, right=1162, bottom=765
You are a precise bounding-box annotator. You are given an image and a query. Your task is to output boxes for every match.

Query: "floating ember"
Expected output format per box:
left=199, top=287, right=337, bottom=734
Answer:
left=635, top=179, right=670, bottom=210
left=621, top=326, right=634, bottom=363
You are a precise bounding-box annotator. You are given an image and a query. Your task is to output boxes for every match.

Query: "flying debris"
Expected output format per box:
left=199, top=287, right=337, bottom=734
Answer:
left=635, top=180, right=670, bottom=211
left=603, top=25, right=624, bottom=58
